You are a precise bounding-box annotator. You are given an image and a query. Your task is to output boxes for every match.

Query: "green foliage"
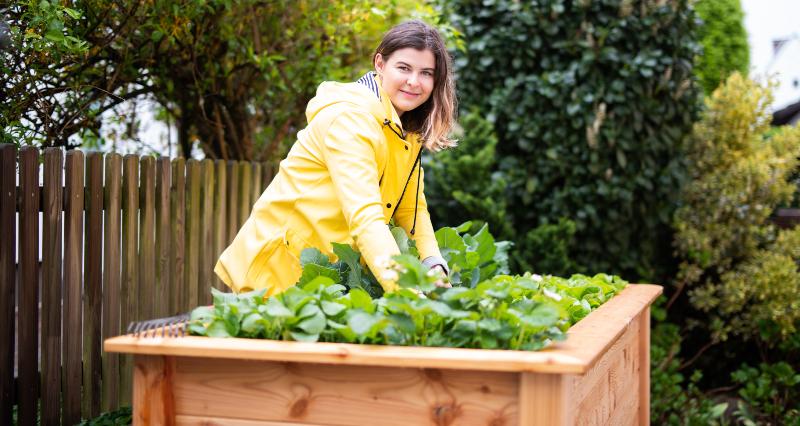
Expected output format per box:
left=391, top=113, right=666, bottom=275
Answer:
left=694, top=0, right=750, bottom=95
left=2, top=0, right=449, bottom=158
left=79, top=407, right=133, bottom=426
left=426, top=112, right=578, bottom=276
left=189, top=224, right=628, bottom=350
left=675, top=74, right=800, bottom=343
left=441, top=0, right=702, bottom=281
left=730, top=362, right=800, bottom=424
left=650, top=319, right=728, bottom=425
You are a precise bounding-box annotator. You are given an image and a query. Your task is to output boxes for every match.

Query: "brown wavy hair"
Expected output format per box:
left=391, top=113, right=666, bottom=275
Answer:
left=374, top=20, right=457, bottom=151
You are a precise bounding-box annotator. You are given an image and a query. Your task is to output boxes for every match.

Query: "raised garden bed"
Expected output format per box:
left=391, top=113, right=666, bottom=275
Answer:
left=104, top=283, right=661, bottom=425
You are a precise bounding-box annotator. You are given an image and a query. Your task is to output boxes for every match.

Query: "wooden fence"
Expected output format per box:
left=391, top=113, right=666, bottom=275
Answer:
left=0, top=143, right=272, bottom=426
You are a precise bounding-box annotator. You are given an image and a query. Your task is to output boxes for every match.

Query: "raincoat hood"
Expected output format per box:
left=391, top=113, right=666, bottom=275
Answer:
left=306, top=77, right=406, bottom=140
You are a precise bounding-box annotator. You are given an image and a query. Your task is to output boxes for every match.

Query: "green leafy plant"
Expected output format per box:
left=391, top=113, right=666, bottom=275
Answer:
left=438, top=0, right=702, bottom=281
left=730, top=362, right=800, bottom=425
left=188, top=224, right=627, bottom=351
left=78, top=407, right=132, bottom=426
left=694, top=0, right=750, bottom=95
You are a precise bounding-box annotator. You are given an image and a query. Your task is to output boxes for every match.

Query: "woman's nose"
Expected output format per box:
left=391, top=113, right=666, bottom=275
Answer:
left=406, top=73, right=419, bottom=86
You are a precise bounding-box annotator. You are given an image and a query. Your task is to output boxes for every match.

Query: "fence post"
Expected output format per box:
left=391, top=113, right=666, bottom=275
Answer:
left=41, top=148, right=64, bottom=425
left=63, top=150, right=85, bottom=426
left=102, top=153, right=123, bottom=412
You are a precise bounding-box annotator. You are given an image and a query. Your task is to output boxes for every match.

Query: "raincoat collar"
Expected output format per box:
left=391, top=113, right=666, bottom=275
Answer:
left=355, top=71, right=407, bottom=139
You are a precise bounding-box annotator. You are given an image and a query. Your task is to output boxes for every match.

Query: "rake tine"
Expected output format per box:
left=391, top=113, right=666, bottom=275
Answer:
left=126, top=321, right=135, bottom=335
left=135, top=320, right=149, bottom=337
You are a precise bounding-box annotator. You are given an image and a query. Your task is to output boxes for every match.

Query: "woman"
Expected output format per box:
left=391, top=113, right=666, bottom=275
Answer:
left=215, top=20, right=456, bottom=296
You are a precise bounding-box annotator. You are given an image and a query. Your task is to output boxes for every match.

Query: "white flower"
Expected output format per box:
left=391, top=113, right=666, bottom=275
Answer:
left=380, top=269, right=399, bottom=282
left=543, top=288, right=562, bottom=301
left=531, top=274, right=543, bottom=282
left=374, top=255, right=392, bottom=269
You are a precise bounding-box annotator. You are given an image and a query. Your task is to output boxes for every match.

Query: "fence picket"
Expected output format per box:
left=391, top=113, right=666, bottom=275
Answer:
left=199, top=160, right=215, bottom=304
left=18, top=147, right=40, bottom=426
left=139, top=156, right=156, bottom=321
left=238, top=161, right=252, bottom=228
left=226, top=161, right=239, bottom=247
left=0, top=144, right=15, bottom=425
left=82, top=152, right=104, bottom=419
left=251, top=162, right=262, bottom=208
left=41, top=148, right=63, bottom=426
left=101, top=153, right=122, bottom=412
left=0, top=143, right=276, bottom=421
left=119, top=154, right=139, bottom=406
left=63, top=150, right=84, bottom=426
left=213, top=160, right=227, bottom=291
left=185, top=160, right=201, bottom=309
left=170, top=158, right=186, bottom=314
left=155, top=158, right=171, bottom=318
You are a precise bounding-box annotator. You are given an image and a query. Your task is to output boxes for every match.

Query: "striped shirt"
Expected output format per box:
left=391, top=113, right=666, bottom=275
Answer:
left=356, top=71, right=381, bottom=100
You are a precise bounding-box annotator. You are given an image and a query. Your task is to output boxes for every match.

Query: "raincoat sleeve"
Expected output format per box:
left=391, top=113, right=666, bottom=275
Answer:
left=393, top=165, right=443, bottom=262
left=322, top=110, right=401, bottom=292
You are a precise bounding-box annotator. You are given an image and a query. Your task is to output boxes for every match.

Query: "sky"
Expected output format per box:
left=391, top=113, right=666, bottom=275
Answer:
left=741, top=0, right=800, bottom=76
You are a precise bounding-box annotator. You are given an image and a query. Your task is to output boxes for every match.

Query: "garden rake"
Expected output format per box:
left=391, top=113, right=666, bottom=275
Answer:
left=126, top=312, right=191, bottom=338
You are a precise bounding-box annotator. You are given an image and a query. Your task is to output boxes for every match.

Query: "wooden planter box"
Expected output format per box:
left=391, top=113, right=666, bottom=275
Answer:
left=105, top=284, right=661, bottom=426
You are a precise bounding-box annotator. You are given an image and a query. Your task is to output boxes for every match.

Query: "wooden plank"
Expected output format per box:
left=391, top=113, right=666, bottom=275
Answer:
left=106, top=286, right=662, bottom=374
left=638, top=307, right=651, bottom=426
left=102, top=153, right=123, bottom=412
left=171, top=357, right=519, bottom=425
left=177, top=415, right=322, bottom=426
left=226, top=161, right=239, bottom=245
left=155, top=157, right=172, bottom=318
left=17, top=146, right=40, bottom=426
left=519, top=372, right=569, bottom=426
left=571, top=318, right=640, bottom=424
left=212, top=160, right=227, bottom=291
left=251, top=162, right=262, bottom=208
left=63, top=149, right=85, bottom=426
left=119, top=154, right=140, bottom=406
left=83, top=152, right=104, bottom=419
left=238, top=161, right=251, bottom=228
left=41, top=148, right=63, bottom=426
left=0, top=144, right=16, bottom=425
left=570, top=313, right=641, bottom=406
left=198, top=159, right=214, bottom=304
left=133, top=355, right=176, bottom=426
left=170, top=158, right=186, bottom=314
left=185, top=160, right=201, bottom=309
left=261, top=160, right=274, bottom=191
left=139, top=156, right=156, bottom=321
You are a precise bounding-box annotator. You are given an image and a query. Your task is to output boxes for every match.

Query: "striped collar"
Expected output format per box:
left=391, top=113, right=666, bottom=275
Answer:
left=356, top=71, right=381, bottom=101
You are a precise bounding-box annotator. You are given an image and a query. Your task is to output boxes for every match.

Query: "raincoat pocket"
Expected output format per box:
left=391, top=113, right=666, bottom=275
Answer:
left=243, top=228, right=304, bottom=296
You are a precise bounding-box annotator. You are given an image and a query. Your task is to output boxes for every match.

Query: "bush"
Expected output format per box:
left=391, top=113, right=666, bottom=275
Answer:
left=694, top=0, right=750, bottom=95
left=442, top=0, right=702, bottom=280
left=675, top=73, right=800, bottom=344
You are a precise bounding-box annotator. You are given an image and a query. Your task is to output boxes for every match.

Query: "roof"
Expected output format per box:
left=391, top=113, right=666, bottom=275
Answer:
left=772, top=99, right=800, bottom=126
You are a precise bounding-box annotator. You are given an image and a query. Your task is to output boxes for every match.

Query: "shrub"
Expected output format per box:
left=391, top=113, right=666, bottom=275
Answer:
left=674, top=73, right=800, bottom=344
left=443, top=0, right=702, bottom=280
left=694, top=0, right=750, bottom=95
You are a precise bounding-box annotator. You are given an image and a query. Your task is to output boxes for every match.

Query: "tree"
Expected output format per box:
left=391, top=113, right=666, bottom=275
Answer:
left=694, top=0, right=750, bottom=95
left=1, top=0, right=406, bottom=160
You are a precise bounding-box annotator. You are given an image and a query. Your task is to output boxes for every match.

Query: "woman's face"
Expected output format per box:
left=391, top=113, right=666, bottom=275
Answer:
left=375, top=48, right=435, bottom=117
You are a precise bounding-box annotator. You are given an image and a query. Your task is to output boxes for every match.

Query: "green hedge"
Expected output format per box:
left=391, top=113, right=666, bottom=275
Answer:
left=694, top=0, right=750, bottom=95
left=438, top=0, right=702, bottom=280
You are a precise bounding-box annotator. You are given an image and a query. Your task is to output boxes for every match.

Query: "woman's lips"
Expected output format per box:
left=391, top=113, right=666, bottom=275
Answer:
left=400, top=90, right=420, bottom=98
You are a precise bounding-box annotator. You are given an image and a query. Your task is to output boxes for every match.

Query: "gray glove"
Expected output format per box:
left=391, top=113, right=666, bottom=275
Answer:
left=422, top=256, right=449, bottom=276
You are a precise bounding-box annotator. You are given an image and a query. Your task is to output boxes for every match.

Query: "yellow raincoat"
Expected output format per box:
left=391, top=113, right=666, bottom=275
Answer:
left=214, top=74, right=442, bottom=296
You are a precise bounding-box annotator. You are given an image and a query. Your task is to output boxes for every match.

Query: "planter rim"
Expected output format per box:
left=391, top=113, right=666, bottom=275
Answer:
left=105, top=284, right=661, bottom=374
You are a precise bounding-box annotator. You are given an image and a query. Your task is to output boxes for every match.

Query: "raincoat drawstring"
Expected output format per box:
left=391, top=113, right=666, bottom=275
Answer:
left=383, top=118, right=423, bottom=236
